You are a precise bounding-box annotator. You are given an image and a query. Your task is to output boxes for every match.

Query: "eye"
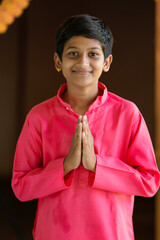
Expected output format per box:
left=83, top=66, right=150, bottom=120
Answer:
left=68, top=52, right=79, bottom=57
left=89, top=52, right=99, bottom=57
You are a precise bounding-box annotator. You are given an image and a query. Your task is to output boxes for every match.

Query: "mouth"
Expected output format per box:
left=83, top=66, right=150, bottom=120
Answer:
left=72, top=70, right=92, bottom=75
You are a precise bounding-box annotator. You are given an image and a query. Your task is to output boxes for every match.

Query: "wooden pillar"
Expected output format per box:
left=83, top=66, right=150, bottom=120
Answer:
left=155, top=1, right=160, bottom=240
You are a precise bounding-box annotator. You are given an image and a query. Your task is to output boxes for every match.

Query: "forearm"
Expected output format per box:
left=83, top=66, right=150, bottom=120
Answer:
left=12, top=157, right=69, bottom=201
left=90, top=154, right=160, bottom=197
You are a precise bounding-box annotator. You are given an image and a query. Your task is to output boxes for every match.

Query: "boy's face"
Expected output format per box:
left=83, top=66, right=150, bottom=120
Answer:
left=54, top=36, right=112, bottom=89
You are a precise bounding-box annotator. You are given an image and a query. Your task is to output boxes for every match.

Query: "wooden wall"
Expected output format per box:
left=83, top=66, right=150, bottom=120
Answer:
left=0, top=1, right=158, bottom=239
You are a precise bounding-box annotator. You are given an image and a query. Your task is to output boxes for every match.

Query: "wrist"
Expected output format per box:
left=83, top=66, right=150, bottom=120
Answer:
left=63, top=158, right=72, bottom=176
left=90, top=155, right=97, bottom=173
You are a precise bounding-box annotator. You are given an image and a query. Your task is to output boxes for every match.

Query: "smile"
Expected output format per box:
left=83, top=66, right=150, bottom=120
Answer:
left=72, top=70, right=92, bottom=75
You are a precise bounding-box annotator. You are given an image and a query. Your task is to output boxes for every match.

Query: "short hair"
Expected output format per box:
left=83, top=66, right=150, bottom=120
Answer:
left=56, top=14, right=113, bottom=60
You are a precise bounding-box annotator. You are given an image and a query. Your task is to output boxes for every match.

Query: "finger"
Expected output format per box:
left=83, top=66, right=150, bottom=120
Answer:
left=73, top=115, right=82, bottom=139
left=83, top=115, right=87, bottom=124
left=82, top=131, right=86, bottom=154
left=78, top=115, right=82, bottom=123
left=74, top=116, right=82, bottom=141
left=76, top=119, right=82, bottom=136
left=74, top=122, right=82, bottom=149
left=82, top=115, right=87, bottom=132
left=82, top=131, right=87, bottom=145
left=82, top=115, right=91, bottom=137
left=83, top=117, right=95, bottom=151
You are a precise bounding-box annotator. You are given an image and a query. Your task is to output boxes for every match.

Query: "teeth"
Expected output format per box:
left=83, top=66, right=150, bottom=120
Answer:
left=71, top=69, right=93, bottom=75
left=72, top=70, right=91, bottom=72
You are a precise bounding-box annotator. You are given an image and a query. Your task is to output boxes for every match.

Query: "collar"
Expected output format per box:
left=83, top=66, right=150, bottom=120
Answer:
left=57, top=82, right=108, bottom=112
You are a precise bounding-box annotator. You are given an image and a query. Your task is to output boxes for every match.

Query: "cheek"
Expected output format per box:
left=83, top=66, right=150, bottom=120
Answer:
left=93, top=63, right=104, bottom=73
left=61, top=63, right=73, bottom=80
left=93, top=59, right=104, bottom=68
left=61, top=63, right=70, bottom=74
left=62, top=60, right=73, bottom=71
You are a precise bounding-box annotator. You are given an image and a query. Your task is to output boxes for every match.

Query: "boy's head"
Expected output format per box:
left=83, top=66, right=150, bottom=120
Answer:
left=56, top=14, right=113, bottom=61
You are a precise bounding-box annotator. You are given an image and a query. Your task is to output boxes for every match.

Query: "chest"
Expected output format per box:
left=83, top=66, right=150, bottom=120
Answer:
left=41, top=109, right=130, bottom=166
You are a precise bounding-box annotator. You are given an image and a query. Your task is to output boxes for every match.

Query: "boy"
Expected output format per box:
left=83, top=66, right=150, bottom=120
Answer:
left=12, top=14, right=160, bottom=240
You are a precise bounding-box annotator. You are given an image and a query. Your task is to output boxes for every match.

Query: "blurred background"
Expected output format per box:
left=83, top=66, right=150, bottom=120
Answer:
left=0, top=0, right=159, bottom=239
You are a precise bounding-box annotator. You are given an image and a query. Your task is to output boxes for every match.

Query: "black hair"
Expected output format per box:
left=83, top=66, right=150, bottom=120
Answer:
left=56, top=14, right=113, bottom=60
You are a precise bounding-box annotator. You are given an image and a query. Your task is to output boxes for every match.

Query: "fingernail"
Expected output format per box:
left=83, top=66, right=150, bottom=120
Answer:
left=83, top=115, right=87, bottom=120
left=78, top=115, right=82, bottom=121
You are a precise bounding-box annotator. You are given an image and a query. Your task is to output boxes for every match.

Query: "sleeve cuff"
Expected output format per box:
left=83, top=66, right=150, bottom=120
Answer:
left=64, top=171, right=74, bottom=187
left=89, top=171, right=95, bottom=186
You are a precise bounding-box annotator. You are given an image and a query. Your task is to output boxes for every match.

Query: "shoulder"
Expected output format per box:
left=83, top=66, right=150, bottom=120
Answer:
left=108, top=91, right=138, bottom=109
left=26, top=96, right=58, bottom=123
left=107, top=91, right=141, bottom=123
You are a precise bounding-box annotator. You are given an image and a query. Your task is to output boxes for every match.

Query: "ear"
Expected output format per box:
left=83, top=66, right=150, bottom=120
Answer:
left=54, top=52, right=62, bottom=72
left=103, top=55, right=113, bottom=72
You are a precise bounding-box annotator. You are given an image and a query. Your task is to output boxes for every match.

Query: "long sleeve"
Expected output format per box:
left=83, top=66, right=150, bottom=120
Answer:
left=11, top=83, right=160, bottom=240
left=90, top=113, right=160, bottom=197
left=11, top=115, right=72, bottom=202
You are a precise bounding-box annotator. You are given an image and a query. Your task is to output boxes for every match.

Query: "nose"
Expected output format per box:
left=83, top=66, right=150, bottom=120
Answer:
left=76, top=54, right=89, bottom=68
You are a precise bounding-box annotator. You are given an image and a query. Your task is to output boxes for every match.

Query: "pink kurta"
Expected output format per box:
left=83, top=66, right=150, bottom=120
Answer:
left=12, top=82, right=160, bottom=240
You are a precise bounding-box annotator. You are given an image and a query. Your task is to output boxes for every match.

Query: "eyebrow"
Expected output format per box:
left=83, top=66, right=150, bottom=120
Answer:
left=66, top=47, right=102, bottom=51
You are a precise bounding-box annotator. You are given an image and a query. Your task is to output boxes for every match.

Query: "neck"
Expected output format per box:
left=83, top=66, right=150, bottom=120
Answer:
left=61, top=84, right=99, bottom=114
